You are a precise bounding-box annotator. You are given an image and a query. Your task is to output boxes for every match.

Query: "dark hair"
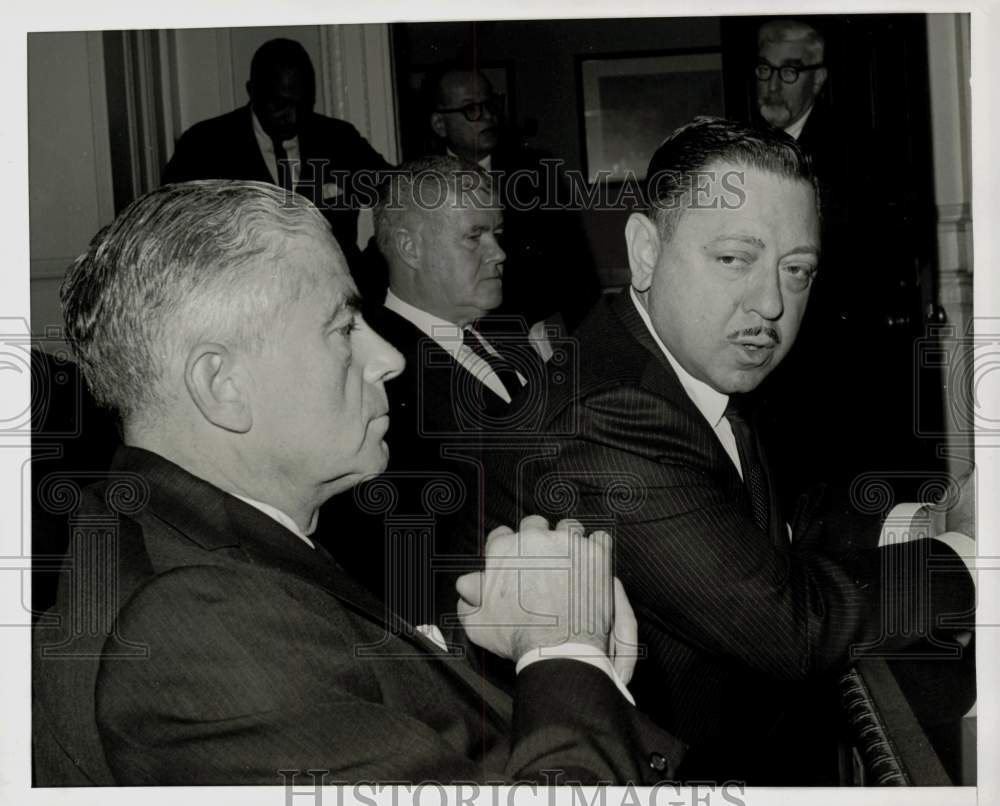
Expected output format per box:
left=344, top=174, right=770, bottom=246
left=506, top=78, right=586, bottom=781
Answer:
left=644, top=116, right=820, bottom=240
left=249, top=38, right=315, bottom=92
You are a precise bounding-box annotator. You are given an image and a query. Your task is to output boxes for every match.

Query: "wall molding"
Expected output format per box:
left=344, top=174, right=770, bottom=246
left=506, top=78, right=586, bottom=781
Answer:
left=85, top=32, right=115, bottom=225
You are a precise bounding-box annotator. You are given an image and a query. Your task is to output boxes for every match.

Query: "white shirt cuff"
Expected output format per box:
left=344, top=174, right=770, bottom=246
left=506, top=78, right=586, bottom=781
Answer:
left=879, top=502, right=931, bottom=546
left=515, top=643, right=636, bottom=705
left=879, top=504, right=975, bottom=588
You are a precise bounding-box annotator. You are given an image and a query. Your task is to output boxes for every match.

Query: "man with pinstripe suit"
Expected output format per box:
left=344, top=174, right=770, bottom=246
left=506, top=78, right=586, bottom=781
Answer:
left=481, top=117, right=976, bottom=783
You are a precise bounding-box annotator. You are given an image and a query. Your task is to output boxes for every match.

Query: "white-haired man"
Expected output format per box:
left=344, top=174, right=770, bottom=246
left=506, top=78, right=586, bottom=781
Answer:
left=32, top=180, right=683, bottom=786
left=756, top=18, right=828, bottom=142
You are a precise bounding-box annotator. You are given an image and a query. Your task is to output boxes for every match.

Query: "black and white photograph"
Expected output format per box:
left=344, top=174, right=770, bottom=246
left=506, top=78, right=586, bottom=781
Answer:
left=2, top=1, right=997, bottom=804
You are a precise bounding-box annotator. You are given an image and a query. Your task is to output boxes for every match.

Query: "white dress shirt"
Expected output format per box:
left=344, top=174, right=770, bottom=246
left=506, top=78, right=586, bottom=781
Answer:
left=783, top=104, right=814, bottom=141
left=251, top=109, right=301, bottom=187
left=384, top=290, right=524, bottom=403
left=231, top=493, right=316, bottom=549
left=628, top=289, right=976, bottom=558
left=629, top=288, right=743, bottom=477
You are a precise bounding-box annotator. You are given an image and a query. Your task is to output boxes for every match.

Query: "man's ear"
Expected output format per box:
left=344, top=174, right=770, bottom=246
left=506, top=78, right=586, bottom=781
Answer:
left=184, top=343, right=252, bottom=433
left=625, top=212, right=661, bottom=293
left=392, top=224, right=423, bottom=271
left=430, top=112, right=447, bottom=140
left=812, top=67, right=828, bottom=97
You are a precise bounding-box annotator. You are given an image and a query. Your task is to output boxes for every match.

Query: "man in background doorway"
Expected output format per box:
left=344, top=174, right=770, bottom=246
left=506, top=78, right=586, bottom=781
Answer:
left=163, top=38, right=390, bottom=273
left=425, top=62, right=600, bottom=339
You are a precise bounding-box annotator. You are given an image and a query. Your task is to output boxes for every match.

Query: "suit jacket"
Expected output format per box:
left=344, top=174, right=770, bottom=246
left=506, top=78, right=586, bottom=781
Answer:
left=32, top=446, right=683, bottom=786
left=480, top=291, right=975, bottom=762
left=162, top=105, right=390, bottom=269
left=323, top=305, right=545, bottom=625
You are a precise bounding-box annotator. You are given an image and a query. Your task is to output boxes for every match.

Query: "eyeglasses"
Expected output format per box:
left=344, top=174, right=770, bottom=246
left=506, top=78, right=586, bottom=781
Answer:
left=755, top=61, right=825, bottom=84
left=435, top=96, right=501, bottom=122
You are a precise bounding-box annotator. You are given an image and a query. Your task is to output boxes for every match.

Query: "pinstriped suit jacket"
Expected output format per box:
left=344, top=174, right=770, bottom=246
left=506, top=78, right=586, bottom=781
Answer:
left=32, top=446, right=684, bottom=786
left=481, top=290, right=975, bottom=753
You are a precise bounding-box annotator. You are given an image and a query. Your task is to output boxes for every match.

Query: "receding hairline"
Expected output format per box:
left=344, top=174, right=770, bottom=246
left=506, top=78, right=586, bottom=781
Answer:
left=436, top=69, right=492, bottom=106
left=757, top=19, right=825, bottom=54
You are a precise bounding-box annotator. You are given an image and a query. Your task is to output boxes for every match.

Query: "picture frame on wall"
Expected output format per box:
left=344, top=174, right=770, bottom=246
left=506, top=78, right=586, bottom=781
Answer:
left=577, top=48, right=725, bottom=184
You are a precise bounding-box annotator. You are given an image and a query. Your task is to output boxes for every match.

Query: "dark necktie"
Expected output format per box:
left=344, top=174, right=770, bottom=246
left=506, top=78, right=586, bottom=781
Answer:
left=271, top=137, right=294, bottom=192
left=725, top=395, right=772, bottom=535
left=462, top=328, right=523, bottom=400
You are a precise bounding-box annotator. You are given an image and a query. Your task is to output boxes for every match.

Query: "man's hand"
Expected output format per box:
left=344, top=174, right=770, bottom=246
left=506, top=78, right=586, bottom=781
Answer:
left=456, top=516, right=621, bottom=664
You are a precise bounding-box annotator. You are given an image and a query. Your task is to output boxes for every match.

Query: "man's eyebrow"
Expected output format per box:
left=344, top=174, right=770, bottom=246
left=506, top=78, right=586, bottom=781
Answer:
left=710, top=234, right=766, bottom=249
left=783, top=245, right=821, bottom=258
left=322, top=293, right=362, bottom=329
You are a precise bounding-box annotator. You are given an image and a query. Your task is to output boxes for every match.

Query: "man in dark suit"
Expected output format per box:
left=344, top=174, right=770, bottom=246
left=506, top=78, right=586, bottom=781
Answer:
left=427, top=64, right=600, bottom=335
left=752, top=18, right=863, bottom=498
left=480, top=118, right=976, bottom=782
left=326, top=156, right=546, bottom=624
left=162, top=38, right=389, bottom=271
left=755, top=19, right=828, bottom=146
left=32, top=179, right=683, bottom=786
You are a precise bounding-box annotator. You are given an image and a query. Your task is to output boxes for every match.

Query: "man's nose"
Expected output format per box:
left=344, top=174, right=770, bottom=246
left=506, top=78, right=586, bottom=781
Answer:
left=486, top=235, right=506, bottom=265
left=359, top=323, right=405, bottom=384
left=767, top=70, right=783, bottom=94
left=742, top=265, right=784, bottom=321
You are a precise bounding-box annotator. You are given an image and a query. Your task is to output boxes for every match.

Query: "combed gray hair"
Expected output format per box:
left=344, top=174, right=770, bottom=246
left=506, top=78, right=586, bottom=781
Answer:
left=61, top=179, right=333, bottom=423
left=373, top=155, right=493, bottom=260
left=757, top=18, right=825, bottom=64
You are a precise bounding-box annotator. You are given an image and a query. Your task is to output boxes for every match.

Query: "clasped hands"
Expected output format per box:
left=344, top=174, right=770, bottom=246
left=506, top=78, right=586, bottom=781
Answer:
left=456, top=515, right=638, bottom=684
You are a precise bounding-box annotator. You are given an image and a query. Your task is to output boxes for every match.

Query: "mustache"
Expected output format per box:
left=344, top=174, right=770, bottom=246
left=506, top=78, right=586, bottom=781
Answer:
left=729, top=325, right=781, bottom=345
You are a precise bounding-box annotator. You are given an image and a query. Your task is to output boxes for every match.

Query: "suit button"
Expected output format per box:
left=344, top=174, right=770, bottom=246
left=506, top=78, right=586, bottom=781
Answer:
left=648, top=752, right=668, bottom=773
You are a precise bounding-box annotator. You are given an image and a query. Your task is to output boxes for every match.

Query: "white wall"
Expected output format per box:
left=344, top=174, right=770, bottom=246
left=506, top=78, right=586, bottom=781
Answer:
left=28, top=31, right=114, bottom=340
left=28, top=25, right=397, bottom=346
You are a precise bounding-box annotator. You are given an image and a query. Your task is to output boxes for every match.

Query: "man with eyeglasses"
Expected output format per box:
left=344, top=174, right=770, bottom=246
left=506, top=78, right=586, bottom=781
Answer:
left=753, top=18, right=847, bottom=501
left=755, top=19, right=828, bottom=141
left=424, top=63, right=600, bottom=341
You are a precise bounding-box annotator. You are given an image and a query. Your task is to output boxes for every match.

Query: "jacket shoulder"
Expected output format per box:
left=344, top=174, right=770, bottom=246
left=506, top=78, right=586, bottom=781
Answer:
left=543, top=295, right=655, bottom=419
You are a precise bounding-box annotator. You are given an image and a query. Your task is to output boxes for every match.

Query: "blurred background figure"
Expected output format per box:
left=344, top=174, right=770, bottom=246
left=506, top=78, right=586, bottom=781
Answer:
left=163, top=38, right=391, bottom=274
left=424, top=61, right=600, bottom=338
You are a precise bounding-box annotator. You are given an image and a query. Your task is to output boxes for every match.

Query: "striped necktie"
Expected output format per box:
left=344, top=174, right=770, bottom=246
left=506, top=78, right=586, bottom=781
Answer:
left=725, top=395, right=771, bottom=534
left=462, top=328, right=522, bottom=400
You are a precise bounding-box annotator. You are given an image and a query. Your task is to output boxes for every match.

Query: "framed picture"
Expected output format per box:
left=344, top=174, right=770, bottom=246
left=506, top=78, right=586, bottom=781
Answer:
left=577, top=49, right=725, bottom=184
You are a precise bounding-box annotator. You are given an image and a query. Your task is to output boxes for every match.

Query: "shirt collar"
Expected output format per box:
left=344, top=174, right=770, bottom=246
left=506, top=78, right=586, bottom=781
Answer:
left=446, top=146, right=492, bottom=172
left=783, top=103, right=814, bottom=141
left=384, top=289, right=465, bottom=359
left=628, top=287, right=729, bottom=429
left=251, top=107, right=297, bottom=150
left=231, top=492, right=316, bottom=549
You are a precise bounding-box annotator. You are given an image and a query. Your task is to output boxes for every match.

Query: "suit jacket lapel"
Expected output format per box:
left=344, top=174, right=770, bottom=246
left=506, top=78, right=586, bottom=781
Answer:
left=373, top=306, right=514, bottom=404
left=114, top=446, right=514, bottom=724
left=609, top=293, right=738, bottom=471
left=606, top=293, right=785, bottom=535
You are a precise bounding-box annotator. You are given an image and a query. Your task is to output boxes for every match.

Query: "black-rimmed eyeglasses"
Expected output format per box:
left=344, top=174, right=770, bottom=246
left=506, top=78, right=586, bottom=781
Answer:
left=755, top=61, right=825, bottom=84
left=435, top=96, right=501, bottom=122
